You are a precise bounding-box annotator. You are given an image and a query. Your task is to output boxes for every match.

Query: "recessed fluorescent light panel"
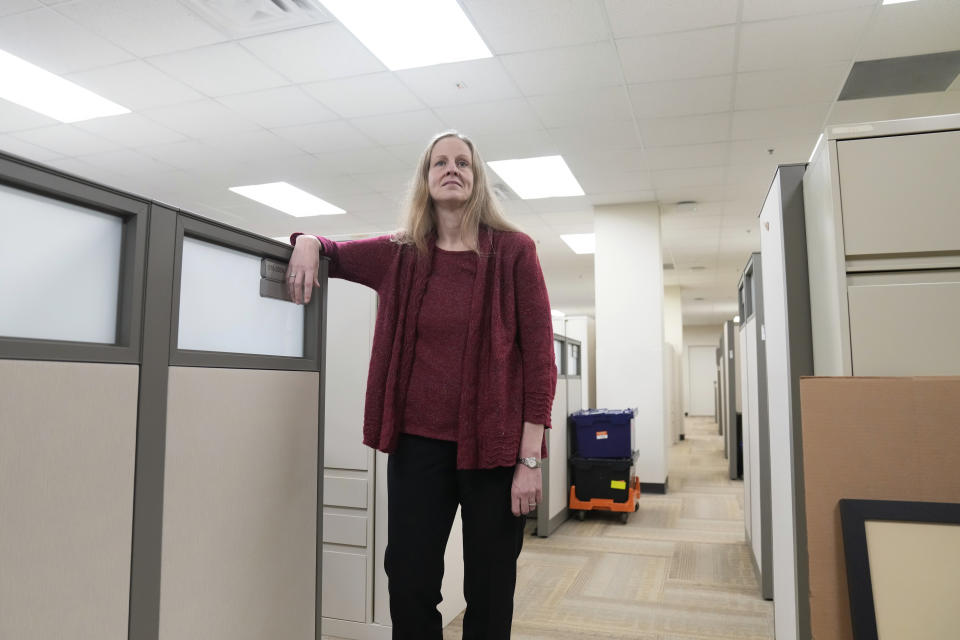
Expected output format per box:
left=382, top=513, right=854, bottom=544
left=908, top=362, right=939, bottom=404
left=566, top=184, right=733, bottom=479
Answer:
left=882, top=0, right=919, bottom=4
left=321, top=0, right=491, bottom=70
left=551, top=309, right=565, bottom=318
left=487, top=156, right=585, bottom=199
left=0, top=49, right=129, bottom=123
left=230, top=182, right=345, bottom=217
left=561, top=233, right=595, bottom=255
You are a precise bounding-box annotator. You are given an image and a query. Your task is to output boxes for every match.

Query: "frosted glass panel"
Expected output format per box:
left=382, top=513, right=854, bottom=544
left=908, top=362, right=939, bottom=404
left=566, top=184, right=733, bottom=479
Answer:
left=0, top=182, right=122, bottom=343
left=178, top=237, right=304, bottom=357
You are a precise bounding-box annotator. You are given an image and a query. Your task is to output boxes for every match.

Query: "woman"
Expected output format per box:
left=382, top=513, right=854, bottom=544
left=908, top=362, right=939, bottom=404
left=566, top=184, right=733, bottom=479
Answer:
left=285, top=131, right=556, bottom=640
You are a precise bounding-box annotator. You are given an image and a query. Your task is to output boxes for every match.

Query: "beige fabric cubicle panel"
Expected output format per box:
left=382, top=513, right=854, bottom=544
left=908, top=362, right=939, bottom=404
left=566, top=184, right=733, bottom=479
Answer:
left=0, top=360, right=139, bottom=640
left=160, top=366, right=319, bottom=640
left=799, top=377, right=960, bottom=640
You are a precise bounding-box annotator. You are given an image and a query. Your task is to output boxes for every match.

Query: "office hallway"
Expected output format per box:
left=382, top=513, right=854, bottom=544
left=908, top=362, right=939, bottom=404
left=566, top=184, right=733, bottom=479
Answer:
left=443, top=415, right=774, bottom=639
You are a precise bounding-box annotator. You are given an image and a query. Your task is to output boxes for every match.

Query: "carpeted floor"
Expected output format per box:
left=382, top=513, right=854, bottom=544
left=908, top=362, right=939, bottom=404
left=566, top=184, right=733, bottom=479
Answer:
left=443, top=415, right=774, bottom=640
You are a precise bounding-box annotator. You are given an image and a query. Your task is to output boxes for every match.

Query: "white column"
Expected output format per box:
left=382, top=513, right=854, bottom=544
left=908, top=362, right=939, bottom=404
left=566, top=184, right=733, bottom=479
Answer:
left=663, top=286, right=683, bottom=355
left=594, top=203, right=667, bottom=485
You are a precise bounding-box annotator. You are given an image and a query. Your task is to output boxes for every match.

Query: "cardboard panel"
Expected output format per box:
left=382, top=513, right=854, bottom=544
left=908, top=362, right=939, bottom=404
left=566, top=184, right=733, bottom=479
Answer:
left=799, top=377, right=960, bottom=640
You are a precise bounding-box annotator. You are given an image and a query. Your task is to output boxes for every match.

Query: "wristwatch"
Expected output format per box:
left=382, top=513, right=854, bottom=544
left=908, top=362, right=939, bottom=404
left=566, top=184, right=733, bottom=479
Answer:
left=517, top=456, right=541, bottom=469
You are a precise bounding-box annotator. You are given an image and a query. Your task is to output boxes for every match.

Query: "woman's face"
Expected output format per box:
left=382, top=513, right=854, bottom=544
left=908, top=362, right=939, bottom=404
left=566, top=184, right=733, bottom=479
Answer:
left=427, top=136, right=474, bottom=208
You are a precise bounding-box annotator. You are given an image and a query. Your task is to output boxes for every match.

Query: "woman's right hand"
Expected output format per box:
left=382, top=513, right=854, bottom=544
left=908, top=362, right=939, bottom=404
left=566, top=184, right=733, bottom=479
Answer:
left=286, top=235, right=321, bottom=305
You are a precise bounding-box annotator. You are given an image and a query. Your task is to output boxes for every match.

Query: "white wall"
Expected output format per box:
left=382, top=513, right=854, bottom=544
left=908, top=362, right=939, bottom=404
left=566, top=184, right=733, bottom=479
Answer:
left=683, top=325, right=721, bottom=415
left=594, top=203, right=666, bottom=485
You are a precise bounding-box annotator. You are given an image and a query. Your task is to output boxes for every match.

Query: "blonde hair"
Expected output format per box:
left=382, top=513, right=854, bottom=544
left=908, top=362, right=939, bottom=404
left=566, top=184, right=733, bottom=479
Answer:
left=396, top=130, right=520, bottom=254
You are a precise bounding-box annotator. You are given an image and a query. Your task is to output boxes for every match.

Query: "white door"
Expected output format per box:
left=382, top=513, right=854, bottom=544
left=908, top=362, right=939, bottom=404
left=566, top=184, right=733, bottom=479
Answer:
left=687, top=345, right=717, bottom=416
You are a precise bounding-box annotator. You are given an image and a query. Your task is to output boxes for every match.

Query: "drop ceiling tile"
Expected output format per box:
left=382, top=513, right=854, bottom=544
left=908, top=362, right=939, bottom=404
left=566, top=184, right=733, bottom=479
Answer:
left=147, top=43, right=288, bottom=97
left=562, top=148, right=648, bottom=175
left=311, top=148, right=410, bottom=176
left=731, top=103, right=830, bottom=140
left=528, top=86, right=632, bottom=129
left=13, top=124, right=123, bottom=156
left=651, top=166, right=725, bottom=190
left=0, top=8, right=133, bottom=74
left=241, top=23, right=385, bottom=84
left=217, top=86, right=337, bottom=128
left=617, top=26, right=736, bottom=83
left=0, top=1, right=41, bottom=17
left=53, top=0, right=227, bottom=57
left=75, top=148, right=177, bottom=176
left=735, top=65, right=848, bottom=110
left=476, top=128, right=558, bottom=160
left=271, top=120, right=376, bottom=154
left=857, top=1, right=960, bottom=60
left=587, top=189, right=657, bottom=205
left=463, top=0, right=608, bottom=54
left=42, top=156, right=102, bottom=181
left=639, top=112, right=732, bottom=148
left=302, top=73, right=424, bottom=118
left=0, top=100, right=58, bottom=133
left=548, top=120, right=642, bottom=154
left=0, top=133, right=63, bottom=161
left=738, top=8, right=874, bottom=72
left=500, top=42, right=621, bottom=96
left=527, top=200, right=593, bottom=216
left=66, top=60, right=204, bottom=111
left=434, top=98, right=543, bottom=135
left=643, top=142, right=729, bottom=171
left=741, top=0, right=876, bottom=22
left=142, top=100, right=260, bottom=138
left=348, top=170, right=412, bottom=196
left=350, top=111, right=447, bottom=147
left=396, top=58, right=521, bottom=107
left=725, top=163, right=777, bottom=190
left=200, top=130, right=306, bottom=161
left=604, top=0, right=739, bottom=38
left=138, top=139, right=237, bottom=172
left=655, top=183, right=727, bottom=203
left=629, top=75, right=734, bottom=118
left=728, top=135, right=818, bottom=165
left=74, top=113, right=186, bottom=147
left=574, top=171, right=652, bottom=194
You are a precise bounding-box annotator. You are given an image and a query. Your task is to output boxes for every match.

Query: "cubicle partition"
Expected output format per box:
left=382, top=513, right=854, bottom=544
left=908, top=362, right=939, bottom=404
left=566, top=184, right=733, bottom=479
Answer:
left=737, top=253, right=773, bottom=600
left=536, top=334, right=578, bottom=537
left=758, top=164, right=814, bottom=640
left=0, top=152, right=326, bottom=640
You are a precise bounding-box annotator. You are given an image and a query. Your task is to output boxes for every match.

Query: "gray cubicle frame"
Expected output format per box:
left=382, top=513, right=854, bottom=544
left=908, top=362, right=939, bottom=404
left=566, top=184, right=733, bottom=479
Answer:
left=0, top=151, right=328, bottom=640
left=0, top=152, right=147, bottom=364
left=738, top=252, right=773, bottom=601
left=722, top=320, right=739, bottom=480
left=537, top=333, right=573, bottom=538
left=766, top=163, right=814, bottom=640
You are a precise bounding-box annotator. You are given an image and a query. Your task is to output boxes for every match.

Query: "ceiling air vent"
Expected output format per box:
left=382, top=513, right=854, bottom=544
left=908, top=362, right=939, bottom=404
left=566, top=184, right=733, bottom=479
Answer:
left=180, top=0, right=333, bottom=37
left=839, top=50, right=960, bottom=100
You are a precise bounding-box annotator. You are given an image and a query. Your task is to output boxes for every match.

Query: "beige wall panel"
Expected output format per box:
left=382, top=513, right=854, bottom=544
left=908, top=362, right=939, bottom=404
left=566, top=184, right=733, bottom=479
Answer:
left=160, top=367, right=319, bottom=640
left=837, top=130, right=960, bottom=256
left=0, top=360, right=138, bottom=640
left=848, top=271, right=960, bottom=376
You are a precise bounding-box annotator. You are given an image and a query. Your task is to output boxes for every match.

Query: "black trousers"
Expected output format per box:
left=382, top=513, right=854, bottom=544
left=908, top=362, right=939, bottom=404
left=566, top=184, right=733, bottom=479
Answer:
left=385, top=434, right=525, bottom=640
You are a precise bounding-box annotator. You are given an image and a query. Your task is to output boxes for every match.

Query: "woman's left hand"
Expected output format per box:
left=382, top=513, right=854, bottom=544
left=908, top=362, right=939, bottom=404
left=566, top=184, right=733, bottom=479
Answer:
left=511, top=464, right=542, bottom=517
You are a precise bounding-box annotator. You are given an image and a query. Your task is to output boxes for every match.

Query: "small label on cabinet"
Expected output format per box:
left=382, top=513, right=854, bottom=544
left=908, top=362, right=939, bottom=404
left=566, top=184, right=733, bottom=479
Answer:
left=260, top=258, right=288, bottom=282
left=596, top=430, right=608, bottom=440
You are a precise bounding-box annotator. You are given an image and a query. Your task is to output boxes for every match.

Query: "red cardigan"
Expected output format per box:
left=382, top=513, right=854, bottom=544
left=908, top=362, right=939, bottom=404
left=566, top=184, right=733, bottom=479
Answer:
left=292, top=228, right=557, bottom=469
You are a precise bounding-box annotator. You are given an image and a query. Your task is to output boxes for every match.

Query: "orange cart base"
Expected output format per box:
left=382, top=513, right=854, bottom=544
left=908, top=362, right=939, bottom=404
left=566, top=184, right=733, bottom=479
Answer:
left=569, top=477, right=640, bottom=523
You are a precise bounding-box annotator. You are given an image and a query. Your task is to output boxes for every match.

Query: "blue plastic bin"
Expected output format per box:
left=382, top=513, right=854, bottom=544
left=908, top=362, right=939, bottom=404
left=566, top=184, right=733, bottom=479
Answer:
left=570, top=409, right=634, bottom=458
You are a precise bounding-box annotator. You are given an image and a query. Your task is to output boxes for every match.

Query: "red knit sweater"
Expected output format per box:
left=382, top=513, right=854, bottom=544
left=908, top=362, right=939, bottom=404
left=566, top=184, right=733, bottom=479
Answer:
left=292, top=228, right=557, bottom=469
